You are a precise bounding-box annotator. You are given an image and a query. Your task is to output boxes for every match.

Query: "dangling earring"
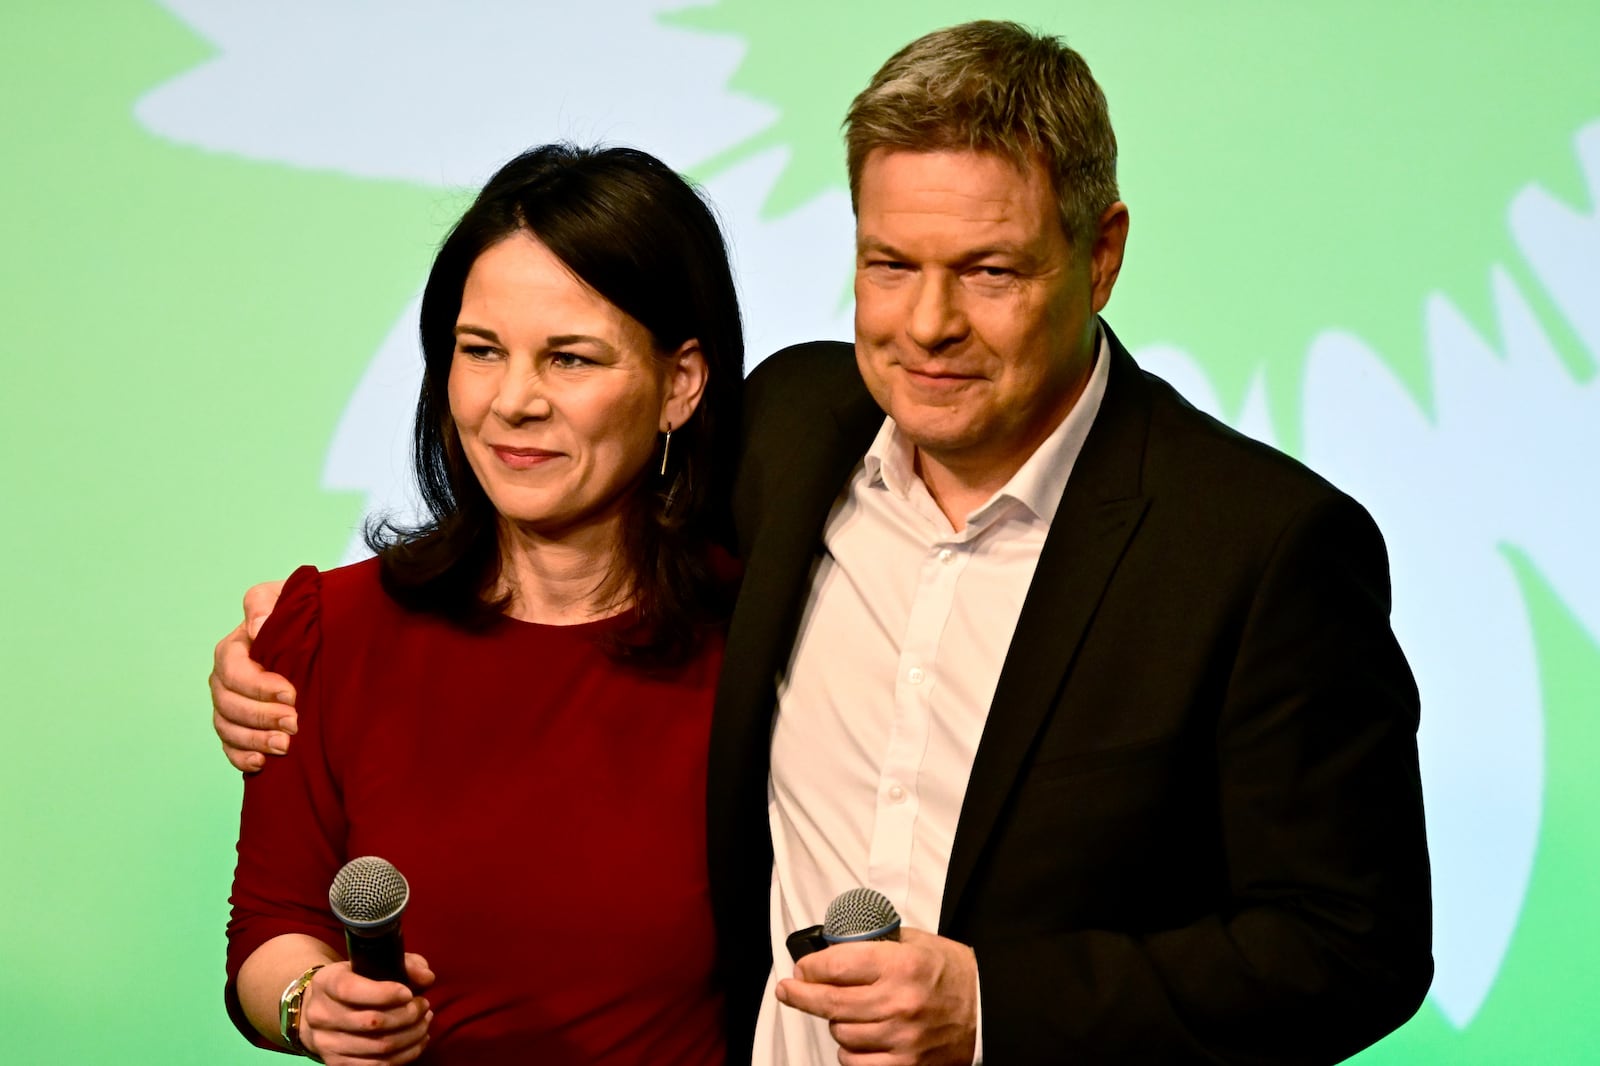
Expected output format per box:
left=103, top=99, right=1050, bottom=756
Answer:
left=659, top=423, right=673, bottom=477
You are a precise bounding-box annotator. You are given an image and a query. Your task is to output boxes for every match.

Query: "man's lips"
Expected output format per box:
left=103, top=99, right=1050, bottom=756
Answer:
left=490, top=445, right=561, bottom=469
left=902, top=365, right=982, bottom=389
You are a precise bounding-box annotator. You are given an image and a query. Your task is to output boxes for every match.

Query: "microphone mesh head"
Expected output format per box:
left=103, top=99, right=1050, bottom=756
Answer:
left=329, top=856, right=409, bottom=928
left=823, top=887, right=900, bottom=939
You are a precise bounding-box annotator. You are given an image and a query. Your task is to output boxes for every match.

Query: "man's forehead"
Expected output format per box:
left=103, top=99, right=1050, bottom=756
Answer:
left=859, top=145, right=1043, bottom=186
left=854, top=148, right=1061, bottom=244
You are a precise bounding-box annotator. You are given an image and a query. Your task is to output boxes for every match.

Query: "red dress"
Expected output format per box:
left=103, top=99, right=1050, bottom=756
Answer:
left=226, top=559, right=725, bottom=1065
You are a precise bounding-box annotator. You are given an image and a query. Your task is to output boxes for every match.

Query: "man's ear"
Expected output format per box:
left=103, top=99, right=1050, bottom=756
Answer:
left=661, top=339, right=709, bottom=431
left=1089, top=201, right=1130, bottom=313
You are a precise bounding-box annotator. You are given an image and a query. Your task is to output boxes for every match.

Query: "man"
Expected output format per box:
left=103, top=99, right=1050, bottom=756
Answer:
left=212, top=21, right=1431, bottom=1064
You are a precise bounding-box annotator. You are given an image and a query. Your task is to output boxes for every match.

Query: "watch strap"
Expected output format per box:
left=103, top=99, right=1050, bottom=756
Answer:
left=279, top=964, right=326, bottom=1061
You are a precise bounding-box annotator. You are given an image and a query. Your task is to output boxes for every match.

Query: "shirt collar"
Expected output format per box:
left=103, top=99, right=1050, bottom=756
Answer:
left=863, top=325, right=1111, bottom=529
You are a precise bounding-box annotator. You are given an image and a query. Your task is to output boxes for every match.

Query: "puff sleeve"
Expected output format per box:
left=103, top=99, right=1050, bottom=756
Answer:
left=223, top=565, right=348, bottom=1046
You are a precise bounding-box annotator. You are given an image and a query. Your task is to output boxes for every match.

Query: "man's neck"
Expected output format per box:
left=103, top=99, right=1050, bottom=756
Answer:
left=913, top=449, right=1019, bottom=532
left=912, top=361, right=1098, bottom=530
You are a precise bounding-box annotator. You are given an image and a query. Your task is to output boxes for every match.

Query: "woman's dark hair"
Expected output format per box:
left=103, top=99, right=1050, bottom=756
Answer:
left=367, top=143, right=744, bottom=667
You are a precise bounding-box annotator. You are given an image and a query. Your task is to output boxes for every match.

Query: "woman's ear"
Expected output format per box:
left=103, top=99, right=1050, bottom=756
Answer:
left=660, top=339, right=709, bottom=431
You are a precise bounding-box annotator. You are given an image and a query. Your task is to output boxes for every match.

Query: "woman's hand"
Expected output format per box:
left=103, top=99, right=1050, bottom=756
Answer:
left=298, top=955, right=437, bottom=1065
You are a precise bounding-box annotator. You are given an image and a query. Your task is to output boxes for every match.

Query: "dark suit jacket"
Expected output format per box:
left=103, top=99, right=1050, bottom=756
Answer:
left=707, top=325, right=1432, bottom=1065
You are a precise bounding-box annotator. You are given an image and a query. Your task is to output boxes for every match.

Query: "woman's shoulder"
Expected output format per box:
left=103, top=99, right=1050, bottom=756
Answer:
left=252, top=557, right=405, bottom=672
left=276, top=555, right=396, bottom=617
left=315, top=555, right=400, bottom=617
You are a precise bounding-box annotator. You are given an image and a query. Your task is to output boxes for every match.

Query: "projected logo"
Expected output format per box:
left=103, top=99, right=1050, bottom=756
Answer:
left=136, top=0, right=1600, bottom=1044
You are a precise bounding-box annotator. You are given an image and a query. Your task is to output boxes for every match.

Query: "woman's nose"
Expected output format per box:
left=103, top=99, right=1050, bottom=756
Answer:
left=490, top=360, right=553, bottom=423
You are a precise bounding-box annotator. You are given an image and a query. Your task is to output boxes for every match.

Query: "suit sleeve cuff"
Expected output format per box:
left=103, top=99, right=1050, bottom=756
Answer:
left=972, top=959, right=984, bottom=1065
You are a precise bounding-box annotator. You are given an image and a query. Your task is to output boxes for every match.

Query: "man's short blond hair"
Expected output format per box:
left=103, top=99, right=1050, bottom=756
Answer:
left=845, top=20, right=1119, bottom=245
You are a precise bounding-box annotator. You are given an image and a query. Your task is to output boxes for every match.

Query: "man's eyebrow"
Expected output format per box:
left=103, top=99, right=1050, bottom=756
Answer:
left=856, top=236, right=1035, bottom=264
left=959, top=241, right=1031, bottom=262
left=856, top=236, right=905, bottom=257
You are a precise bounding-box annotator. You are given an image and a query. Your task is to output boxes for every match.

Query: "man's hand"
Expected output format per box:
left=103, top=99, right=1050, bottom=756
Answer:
left=776, top=927, right=979, bottom=1066
left=210, top=580, right=292, bottom=772
left=300, top=954, right=436, bottom=1066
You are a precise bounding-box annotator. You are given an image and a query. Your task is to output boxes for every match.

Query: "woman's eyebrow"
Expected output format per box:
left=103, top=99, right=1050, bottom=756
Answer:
left=545, top=334, right=614, bottom=352
left=454, top=323, right=501, bottom=342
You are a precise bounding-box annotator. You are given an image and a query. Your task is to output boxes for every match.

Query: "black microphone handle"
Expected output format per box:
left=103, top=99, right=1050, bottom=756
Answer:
left=345, top=920, right=409, bottom=986
left=787, top=924, right=829, bottom=961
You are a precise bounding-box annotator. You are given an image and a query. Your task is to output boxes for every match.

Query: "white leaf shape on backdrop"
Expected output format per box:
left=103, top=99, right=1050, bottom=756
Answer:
left=136, top=0, right=775, bottom=182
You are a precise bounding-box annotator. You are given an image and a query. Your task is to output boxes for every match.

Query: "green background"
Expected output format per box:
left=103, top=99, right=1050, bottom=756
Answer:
left=2, top=2, right=1596, bottom=1061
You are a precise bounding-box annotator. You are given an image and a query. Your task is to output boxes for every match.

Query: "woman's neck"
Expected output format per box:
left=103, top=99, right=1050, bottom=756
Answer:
left=494, top=515, right=631, bottom=625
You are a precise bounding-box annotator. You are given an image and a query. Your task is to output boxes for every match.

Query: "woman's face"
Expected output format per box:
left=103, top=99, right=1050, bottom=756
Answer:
left=448, top=231, right=705, bottom=542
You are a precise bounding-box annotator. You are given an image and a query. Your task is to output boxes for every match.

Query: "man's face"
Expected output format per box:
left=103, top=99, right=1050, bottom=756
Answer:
left=853, top=148, right=1126, bottom=494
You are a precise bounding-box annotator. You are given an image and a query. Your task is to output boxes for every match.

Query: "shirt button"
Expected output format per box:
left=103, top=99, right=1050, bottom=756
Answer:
left=906, top=667, right=925, bottom=684
left=887, top=783, right=907, bottom=803
left=937, top=548, right=955, bottom=565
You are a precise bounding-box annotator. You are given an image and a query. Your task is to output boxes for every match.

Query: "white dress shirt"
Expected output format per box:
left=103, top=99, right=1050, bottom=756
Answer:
left=755, top=331, right=1111, bottom=1065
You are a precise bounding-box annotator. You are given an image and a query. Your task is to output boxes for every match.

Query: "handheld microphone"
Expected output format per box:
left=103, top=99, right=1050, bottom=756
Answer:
left=823, top=887, right=903, bottom=944
left=329, top=856, right=410, bottom=985
left=787, top=887, right=902, bottom=961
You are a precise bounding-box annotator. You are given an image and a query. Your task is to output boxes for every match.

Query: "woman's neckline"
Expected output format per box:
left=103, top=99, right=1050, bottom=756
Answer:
left=495, top=605, right=638, bottom=636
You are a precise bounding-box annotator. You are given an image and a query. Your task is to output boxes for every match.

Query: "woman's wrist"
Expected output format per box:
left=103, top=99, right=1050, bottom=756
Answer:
left=280, top=964, right=325, bottom=1060
left=236, top=934, right=343, bottom=1053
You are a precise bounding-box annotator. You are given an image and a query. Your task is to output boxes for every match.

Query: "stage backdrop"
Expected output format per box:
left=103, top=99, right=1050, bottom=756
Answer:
left=3, top=2, right=1597, bottom=1062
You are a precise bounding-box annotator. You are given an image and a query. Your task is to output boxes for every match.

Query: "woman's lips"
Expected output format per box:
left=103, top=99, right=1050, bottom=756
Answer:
left=491, top=445, right=561, bottom=470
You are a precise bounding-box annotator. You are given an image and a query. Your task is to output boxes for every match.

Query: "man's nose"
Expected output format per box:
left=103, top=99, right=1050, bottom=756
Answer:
left=906, top=273, right=967, bottom=351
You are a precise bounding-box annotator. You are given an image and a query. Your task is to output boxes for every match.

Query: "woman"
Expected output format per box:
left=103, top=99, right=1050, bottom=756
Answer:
left=226, top=144, right=743, bottom=1065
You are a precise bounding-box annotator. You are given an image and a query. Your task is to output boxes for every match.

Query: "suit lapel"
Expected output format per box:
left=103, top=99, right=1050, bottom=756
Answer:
left=940, top=330, right=1154, bottom=931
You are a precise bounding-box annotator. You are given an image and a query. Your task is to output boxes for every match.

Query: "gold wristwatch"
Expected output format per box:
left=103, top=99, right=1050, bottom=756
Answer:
left=279, top=964, right=325, bottom=1061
